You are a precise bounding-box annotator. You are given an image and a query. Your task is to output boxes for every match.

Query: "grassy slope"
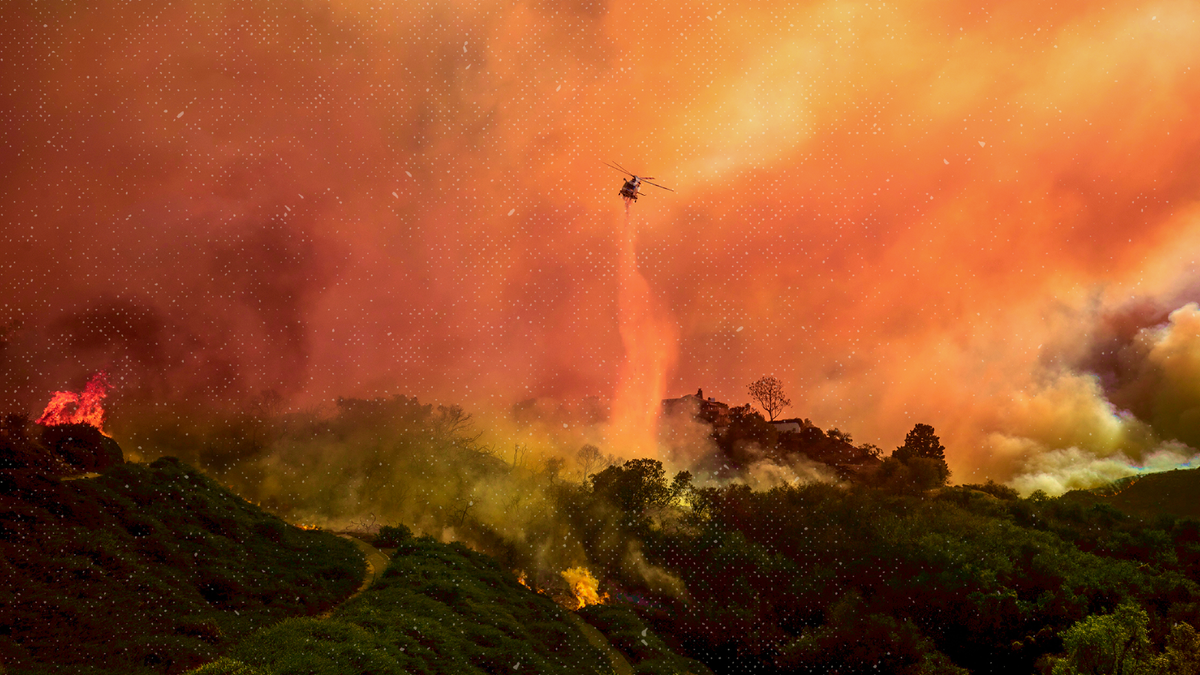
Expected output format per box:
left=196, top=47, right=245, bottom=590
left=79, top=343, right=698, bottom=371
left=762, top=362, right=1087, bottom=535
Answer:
left=1092, top=468, right=1200, bottom=520
left=190, top=536, right=704, bottom=675
left=0, top=457, right=363, bottom=675
left=579, top=605, right=714, bottom=675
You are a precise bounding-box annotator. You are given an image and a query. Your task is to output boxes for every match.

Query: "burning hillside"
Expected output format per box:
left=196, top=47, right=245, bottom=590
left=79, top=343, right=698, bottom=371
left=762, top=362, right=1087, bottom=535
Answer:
left=0, top=372, right=122, bottom=475
left=36, top=371, right=112, bottom=433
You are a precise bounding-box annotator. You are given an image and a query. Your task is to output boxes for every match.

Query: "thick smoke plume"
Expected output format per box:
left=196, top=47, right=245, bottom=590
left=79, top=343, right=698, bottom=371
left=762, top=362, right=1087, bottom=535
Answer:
left=998, top=302, right=1200, bottom=493
left=4, top=0, right=1200, bottom=490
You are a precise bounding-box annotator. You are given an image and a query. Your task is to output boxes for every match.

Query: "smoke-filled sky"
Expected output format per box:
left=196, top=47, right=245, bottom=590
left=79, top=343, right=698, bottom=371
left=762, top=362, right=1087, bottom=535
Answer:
left=3, top=0, right=1200, bottom=488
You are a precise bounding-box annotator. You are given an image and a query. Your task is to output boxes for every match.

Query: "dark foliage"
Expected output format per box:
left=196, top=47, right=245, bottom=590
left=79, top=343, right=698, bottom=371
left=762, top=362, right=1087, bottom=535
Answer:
left=0, top=416, right=122, bottom=474
left=567, top=472, right=1200, bottom=675
left=0, top=457, right=362, bottom=674
left=373, top=524, right=413, bottom=548
left=580, top=604, right=715, bottom=675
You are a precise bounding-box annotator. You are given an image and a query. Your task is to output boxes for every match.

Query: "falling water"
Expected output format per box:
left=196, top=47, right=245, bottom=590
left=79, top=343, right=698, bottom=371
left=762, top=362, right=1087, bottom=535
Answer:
left=609, top=201, right=678, bottom=457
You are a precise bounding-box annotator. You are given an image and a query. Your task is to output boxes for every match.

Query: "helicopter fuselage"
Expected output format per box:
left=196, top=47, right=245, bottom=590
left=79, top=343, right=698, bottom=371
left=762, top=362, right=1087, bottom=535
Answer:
left=620, top=177, right=642, bottom=201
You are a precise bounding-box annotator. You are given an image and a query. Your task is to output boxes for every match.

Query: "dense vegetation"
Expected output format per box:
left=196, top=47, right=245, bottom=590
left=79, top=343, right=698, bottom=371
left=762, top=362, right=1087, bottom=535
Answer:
left=14, top=392, right=1200, bottom=675
left=560, top=463, right=1200, bottom=674
left=579, top=604, right=714, bottom=675
left=1097, top=468, right=1200, bottom=521
left=187, top=533, right=643, bottom=675
left=0, top=456, right=363, bottom=674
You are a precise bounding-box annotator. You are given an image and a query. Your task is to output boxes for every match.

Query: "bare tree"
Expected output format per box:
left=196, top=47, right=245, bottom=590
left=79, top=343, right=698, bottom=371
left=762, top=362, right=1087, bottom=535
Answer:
left=511, top=443, right=529, bottom=470
left=577, top=444, right=603, bottom=483
left=747, top=376, right=791, bottom=421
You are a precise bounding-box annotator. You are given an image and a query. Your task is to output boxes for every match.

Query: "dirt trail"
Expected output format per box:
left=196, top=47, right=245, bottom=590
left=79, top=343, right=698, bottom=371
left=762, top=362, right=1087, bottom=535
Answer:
left=318, top=535, right=631, bottom=675
left=566, top=613, right=635, bottom=675
left=319, top=535, right=390, bottom=617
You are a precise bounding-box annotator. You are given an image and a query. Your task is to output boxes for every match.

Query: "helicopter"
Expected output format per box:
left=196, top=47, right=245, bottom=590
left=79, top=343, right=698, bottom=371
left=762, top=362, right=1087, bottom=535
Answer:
left=605, top=161, right=674, bottom=202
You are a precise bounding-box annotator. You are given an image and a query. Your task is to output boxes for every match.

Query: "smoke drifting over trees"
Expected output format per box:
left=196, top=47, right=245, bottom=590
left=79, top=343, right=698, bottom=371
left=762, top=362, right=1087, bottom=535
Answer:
left=5, top=0, right=1200, bottom=490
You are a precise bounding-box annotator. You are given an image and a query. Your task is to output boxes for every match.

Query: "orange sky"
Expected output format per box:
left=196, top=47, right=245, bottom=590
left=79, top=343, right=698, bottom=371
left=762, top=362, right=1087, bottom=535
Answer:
left=3, top=0, right=1200, bottom=485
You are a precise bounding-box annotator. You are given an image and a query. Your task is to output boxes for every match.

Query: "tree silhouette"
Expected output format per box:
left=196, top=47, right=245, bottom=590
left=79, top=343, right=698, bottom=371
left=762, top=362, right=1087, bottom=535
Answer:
left=590, top=458, right=670, bottom=513
left=892, top=423, right=949, bottom=486
left=747, top=376, right=791, bottom=421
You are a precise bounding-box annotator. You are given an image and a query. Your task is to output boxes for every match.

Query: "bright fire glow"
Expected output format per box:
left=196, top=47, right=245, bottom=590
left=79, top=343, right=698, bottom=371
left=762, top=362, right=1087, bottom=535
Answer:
left=561, top=566, right=607, bottom=609
left=36, top=372, right=111, bottom=433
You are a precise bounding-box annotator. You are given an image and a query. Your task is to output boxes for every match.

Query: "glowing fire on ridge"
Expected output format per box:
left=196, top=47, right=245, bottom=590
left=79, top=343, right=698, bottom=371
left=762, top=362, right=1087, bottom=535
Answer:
left=36, top=371, right=111, bottom=434
left=561, top=566, right=608, bottom=610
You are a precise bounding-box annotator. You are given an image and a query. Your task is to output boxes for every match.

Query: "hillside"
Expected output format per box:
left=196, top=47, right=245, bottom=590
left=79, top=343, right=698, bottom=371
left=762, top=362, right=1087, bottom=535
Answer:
left=0, top=457, right=363, bottom=674
left=1088, top=467, right=1200, bottom=520
left=186, top=533, right=706, bottom=675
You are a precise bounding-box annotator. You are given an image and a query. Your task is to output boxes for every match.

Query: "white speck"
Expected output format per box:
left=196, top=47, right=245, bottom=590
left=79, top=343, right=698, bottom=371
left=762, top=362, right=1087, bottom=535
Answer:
left=515, top=664, right=520, bottom=671
left=465, top=64, right=471, bottom=69
left=298, top=193, right=305, bottom=199
left=563, top=423, right=568, bottom=428
left=392, top=191, right=399, bottom=198
left=736, top=326, right=744, bottom=332
left=1152, top=15, right=1157, bottom=20
left=387, top=332, right=392, bottom=336
left=556, top=84, right=561, bottom=91
left=641, top=628, right=648, bottom=636
left=508, top=208, right=515, bottom=216
left=405, top=170, right=412, bottom=177
left=176, top=111, right=184, bottom=119
left=978, top=141, right=986, bottom=147
left=284, top=205, right=291, bottom=212
left=707, top=15, right=712, bottom=20
left=943, top=158, right=949, bottom=165
left=463, top=41, right=468, bottom=52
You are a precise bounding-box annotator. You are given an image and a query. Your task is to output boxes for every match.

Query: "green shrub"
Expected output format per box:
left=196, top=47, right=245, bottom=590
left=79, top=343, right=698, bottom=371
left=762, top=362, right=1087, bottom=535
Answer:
left=374, top=524, right=413, bottom=547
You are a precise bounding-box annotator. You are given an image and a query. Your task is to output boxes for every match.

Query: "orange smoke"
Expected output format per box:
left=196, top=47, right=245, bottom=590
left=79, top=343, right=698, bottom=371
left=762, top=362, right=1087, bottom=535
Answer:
left=561, top=566, right=608, bottom=610
left=4, top=0, right=1200, bottom=486
left=36, top=372, right=111, bottom=434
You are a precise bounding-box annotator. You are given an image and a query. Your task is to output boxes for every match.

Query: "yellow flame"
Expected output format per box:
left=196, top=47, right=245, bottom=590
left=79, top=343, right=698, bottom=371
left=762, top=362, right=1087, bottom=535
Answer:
left=561, top=566, right=607, bottom=610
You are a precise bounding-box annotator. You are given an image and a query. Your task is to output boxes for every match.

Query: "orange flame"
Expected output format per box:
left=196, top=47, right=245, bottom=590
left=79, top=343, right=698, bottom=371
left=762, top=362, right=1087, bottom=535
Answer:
left=36, top=371, right=111, bottom=433
left=561, top=566, right=608, bottom=610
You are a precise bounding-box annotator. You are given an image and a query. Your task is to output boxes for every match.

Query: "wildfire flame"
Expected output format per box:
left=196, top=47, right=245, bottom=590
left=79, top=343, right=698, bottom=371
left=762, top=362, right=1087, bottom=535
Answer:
left=36, top=371, right=111, bottom=433
left=561, top=566, right=607, bottom=610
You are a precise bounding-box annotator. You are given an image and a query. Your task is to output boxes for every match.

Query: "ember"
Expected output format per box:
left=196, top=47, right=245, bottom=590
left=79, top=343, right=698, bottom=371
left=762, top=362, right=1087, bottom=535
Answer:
left=36, top=371, right=111, bottom=433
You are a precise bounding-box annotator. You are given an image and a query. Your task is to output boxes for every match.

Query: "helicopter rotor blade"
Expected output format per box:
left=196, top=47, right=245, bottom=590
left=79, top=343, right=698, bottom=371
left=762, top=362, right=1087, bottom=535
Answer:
left=644, top=180, right=674, bottom=192
left=612, top=161, right=638, bottom=176
left=604, top=161, right=633, bottom=177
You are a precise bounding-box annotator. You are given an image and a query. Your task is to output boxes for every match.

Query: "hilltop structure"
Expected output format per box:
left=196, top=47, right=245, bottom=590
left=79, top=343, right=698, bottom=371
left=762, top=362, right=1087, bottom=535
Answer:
left=661, top=388, right=731, bottom=429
